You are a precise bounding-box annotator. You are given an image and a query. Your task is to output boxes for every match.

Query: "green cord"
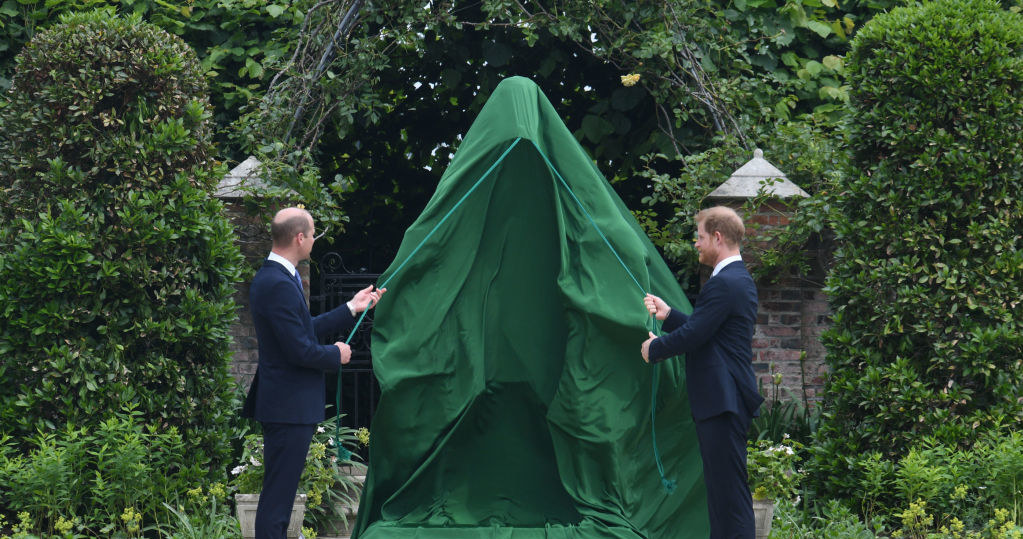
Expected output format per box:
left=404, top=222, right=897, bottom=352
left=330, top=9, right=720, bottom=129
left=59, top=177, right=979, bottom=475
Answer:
left=334, top=138, right=524, bottom=461
left=530, top=140, right=675, bottom=493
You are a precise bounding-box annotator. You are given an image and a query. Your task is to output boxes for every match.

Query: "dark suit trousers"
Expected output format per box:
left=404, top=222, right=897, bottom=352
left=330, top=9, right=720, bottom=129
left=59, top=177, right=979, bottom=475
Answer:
left=255, top=422, right=316, bottom=539
left=695, top=412, right=754, bottom=539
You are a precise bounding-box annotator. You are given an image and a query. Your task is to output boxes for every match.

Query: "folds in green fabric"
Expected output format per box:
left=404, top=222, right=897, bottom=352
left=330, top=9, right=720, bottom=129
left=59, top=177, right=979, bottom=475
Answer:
left=353, top=76, right=707, bottom=539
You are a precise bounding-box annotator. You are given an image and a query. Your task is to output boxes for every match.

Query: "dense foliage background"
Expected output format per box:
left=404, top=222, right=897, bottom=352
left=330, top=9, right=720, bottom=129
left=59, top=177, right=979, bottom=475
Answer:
left=0, top=0, right=890, bottom=274
left=0, top=10, right=244, bottom=532
left=807, top=0, right=1023, bottom=522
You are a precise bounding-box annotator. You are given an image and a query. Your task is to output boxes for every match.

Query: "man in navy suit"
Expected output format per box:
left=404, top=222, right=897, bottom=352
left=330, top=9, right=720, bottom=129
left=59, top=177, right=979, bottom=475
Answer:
left=641, top=206, right=763, bottom=539
left=243, top=207, right=385, bottom=539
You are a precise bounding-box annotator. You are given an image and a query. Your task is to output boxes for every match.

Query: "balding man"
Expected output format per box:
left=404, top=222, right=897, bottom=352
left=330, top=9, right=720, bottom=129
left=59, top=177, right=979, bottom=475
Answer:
left=242, top=207, right=385, bottom=539
left=641, top=206, right=763, bottom=539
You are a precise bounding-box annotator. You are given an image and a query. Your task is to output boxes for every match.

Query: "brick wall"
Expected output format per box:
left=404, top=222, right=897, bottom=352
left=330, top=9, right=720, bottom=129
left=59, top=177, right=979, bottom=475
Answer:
left=733, top=200, right=830, bottom=405
left=753, top=278, right=829, bottom=404
left=222, top=201, right=266, bottom=389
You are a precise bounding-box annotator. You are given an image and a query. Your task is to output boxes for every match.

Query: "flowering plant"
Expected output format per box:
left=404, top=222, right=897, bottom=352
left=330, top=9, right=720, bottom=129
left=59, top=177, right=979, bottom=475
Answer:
left=747, top=436, right=803, bottom=501
left=231, top=419, right=365, bottom=529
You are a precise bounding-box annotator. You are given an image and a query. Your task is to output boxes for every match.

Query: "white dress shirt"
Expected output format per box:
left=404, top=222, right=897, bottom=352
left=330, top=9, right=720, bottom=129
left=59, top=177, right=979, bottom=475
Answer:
left=711, top=255, right=743, bottom=277
left=267, top=251, right=298, bottom=277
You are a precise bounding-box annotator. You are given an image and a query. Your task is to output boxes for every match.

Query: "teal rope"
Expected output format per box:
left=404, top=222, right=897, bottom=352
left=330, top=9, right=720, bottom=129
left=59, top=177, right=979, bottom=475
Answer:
left=334, top=138, right=524, bottom=461
left=527, top=141, right=645, bottom=293
left=649, top=316, right=677, bottom=494
left=529, top=140, right=675, bottom=494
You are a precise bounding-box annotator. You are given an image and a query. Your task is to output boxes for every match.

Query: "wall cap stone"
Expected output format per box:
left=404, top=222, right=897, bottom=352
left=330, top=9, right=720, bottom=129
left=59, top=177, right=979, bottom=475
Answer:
left=707, top=148, right=810, bottom=200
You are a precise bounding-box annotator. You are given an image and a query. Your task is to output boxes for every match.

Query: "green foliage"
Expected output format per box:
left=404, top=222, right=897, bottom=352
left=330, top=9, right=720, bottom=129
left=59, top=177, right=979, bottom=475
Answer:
left=770, top=498, right=886, bottom=538
left=0, top=411, right=212, bottom=536
left=482, top=0, right=862, bottom=139
left=770, top=429, right=1023, bottom=537
left=751, top=360, right=821, bottom=444
left=743, top=117, right=850, bottom=282
left=635, top=115, right=844, bottom=286
left=751, top=398, right=821, bottom=445
left=156, top=487, right=239, bottom=539
left=231, top=420, right=363, bottom=534
left=0, top=0, right=307, bottom=135
left=748, top=437, right=803, bottom=501
left=824, top=431, right=1023, bottom=536
left=809, top=0, right=1023, bottom=506
left=0, top=9, right=244, bottom=486
left=227, top=1, right=463, bottom=238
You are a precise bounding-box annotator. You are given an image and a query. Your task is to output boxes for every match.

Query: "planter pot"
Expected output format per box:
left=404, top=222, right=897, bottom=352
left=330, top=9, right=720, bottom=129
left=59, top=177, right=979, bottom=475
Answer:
left=752, top=498, right=775, bottom=539
left=235, top=493, right=307, bottom=539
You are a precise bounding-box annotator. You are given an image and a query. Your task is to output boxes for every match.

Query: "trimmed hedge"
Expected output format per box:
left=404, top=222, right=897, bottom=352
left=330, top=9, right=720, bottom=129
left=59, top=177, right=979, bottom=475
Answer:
left=809, top=0, right=1023, bottom=505
left=0, top=9, right=244, bottom=491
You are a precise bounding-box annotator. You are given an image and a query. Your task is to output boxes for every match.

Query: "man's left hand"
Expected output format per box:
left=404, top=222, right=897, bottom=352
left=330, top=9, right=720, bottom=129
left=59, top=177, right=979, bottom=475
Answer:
left=349, top=285, right=387, bottom=313
left=641, top=331, right=656, bottom=363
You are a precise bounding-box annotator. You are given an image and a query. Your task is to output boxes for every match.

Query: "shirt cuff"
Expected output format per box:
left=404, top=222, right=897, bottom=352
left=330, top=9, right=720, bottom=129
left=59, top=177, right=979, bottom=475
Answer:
left=347, top=301, right=356, bottom=316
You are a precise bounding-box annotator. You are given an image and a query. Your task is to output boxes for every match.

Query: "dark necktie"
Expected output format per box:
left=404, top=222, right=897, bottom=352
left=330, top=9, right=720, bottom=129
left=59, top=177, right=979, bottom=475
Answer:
left=292, top=271, right=304, bottom=299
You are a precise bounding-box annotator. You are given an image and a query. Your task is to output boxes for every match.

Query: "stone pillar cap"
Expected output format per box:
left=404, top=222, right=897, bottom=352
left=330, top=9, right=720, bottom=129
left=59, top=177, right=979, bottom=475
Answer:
left=707, top=148, right=809, bottom=200
left=215, top=156, right=281, bottom=199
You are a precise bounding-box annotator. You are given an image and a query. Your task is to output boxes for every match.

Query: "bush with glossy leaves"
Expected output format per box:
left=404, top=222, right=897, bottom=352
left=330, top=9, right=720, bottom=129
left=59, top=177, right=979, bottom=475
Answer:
left=809, top=0, right=1023, bottom=506
left=0, top=9, right=244, bottom=488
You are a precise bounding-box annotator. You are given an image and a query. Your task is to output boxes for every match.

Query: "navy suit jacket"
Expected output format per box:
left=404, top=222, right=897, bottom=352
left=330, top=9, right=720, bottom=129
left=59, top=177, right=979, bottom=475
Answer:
left=648, top=260, right=763, bottom=422
left=242, top=260, right=356, bottom=425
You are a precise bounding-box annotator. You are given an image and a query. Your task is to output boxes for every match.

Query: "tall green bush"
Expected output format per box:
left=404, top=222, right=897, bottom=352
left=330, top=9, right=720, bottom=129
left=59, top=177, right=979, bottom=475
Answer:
left=0, top=9, right=244, bottom=485
left=809, top=0, right=1023, bottom=504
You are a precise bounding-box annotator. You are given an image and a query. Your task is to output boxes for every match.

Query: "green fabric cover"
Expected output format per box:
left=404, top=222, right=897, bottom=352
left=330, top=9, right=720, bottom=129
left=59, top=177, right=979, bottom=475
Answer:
left=353, top=76, right=707, bottom=539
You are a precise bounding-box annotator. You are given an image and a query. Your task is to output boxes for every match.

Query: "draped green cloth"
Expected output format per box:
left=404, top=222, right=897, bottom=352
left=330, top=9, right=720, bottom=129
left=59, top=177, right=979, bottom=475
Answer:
left=352, top=76, right=707, bottom=539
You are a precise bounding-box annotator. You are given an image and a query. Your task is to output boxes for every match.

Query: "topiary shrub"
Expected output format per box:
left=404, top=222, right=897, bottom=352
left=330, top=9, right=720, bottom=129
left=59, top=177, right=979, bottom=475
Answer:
left=808, top=0, right=1023, bottom=508
left=0, top=8, right=244, bottom=495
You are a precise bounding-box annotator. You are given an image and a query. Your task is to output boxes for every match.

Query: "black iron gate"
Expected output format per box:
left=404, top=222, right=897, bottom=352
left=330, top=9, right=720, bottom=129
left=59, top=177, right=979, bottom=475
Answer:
left=311, top=252, right=381, bottom=432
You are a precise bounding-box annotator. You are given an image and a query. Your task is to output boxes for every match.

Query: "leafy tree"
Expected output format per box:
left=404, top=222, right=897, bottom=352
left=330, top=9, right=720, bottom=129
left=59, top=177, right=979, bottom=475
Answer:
left=234, top=0, right=869, bottom=274
left=0, top=10, right=245, bottom=480
left=2, top=1, right=884, bottom=272
left=807, top=0, right=1023, bottom=506
left=0, top=0, right=315, bottom=140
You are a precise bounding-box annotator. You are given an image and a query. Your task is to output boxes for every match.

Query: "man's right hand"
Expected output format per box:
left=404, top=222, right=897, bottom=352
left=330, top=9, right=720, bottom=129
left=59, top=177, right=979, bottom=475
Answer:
left=335, top=342, right=352, bottom=364
left=644, top=294, right=670, bottom=321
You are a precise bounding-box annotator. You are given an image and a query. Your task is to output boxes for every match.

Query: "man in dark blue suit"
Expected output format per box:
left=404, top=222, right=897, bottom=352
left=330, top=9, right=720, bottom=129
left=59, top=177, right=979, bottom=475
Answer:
left=641, top=206, right=763, bottom=539
left=242, top=207, right=385, bottom=539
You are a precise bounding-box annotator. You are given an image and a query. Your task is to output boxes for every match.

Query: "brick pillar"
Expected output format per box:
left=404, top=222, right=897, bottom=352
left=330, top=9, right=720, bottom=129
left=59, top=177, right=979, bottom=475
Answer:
left=745, top=201, right=828, bottom=405
left=222, top=201, right=270, bottom=388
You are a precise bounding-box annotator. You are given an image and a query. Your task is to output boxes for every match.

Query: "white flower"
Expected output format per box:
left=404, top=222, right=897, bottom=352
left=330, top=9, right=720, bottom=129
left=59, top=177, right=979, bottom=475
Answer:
left=250, top=457, right=262, bottom=467
left=231, top=465, right=247, bottom=475
left=317, top=426, right=326, bottom=433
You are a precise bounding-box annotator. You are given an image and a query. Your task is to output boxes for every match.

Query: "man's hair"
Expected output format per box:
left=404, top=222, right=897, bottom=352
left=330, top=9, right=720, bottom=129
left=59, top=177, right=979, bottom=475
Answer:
left=270, top=210, right=312, bottom=247
left=696, top=206, right=745, bottom=247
